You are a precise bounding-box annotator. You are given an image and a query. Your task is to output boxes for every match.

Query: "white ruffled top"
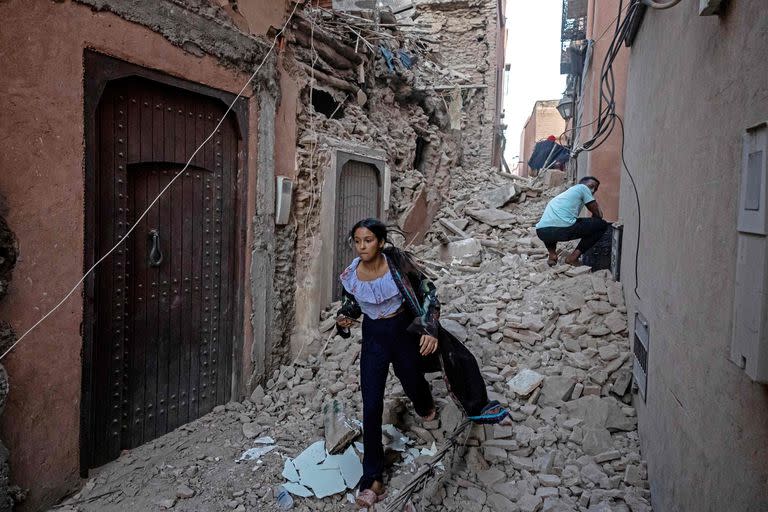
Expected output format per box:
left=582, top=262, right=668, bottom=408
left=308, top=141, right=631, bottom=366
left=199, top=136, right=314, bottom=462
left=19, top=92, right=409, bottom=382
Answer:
left=340, top=257, right=404, bottom=319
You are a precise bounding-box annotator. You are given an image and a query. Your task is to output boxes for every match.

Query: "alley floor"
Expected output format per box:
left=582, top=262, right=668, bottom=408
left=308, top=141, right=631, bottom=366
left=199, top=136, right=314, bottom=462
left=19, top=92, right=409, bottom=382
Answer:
left=53, top=168, right=652, bottom=512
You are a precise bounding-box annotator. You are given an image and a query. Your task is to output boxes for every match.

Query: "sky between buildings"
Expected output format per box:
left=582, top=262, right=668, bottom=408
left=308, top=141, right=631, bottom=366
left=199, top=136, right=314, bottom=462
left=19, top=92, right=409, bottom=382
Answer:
left=502, top=0, right=567, bottom=167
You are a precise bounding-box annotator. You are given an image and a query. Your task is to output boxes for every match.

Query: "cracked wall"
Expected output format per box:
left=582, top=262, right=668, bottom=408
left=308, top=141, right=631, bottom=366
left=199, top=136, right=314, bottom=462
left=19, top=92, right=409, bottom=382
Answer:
left=283, top=8, right=466, bottom=359
left=411, top=0, right=504, bottom=171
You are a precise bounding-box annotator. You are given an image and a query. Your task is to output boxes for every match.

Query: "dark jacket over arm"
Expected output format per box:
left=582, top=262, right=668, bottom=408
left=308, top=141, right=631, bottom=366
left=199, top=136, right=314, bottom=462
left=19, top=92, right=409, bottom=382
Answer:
left=336, top=247, right=489, bottom=417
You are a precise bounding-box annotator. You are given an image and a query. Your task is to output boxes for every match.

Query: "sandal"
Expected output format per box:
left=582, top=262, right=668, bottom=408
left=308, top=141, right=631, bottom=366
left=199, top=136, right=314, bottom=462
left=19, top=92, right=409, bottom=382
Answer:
left=356, top=488, right=387, bottom=509
left=468, top=400, right=511, bottom=424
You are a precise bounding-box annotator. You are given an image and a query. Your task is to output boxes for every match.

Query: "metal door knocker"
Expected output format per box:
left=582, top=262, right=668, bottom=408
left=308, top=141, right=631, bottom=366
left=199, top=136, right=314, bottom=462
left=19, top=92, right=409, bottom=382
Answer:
left=148, top=229, right=164, bottom=267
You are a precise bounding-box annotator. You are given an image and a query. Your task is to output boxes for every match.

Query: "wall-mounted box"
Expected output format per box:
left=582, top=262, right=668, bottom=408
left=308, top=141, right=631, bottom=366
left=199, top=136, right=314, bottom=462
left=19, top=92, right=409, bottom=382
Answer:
left=275, top=176, right=293, bottom=225
left=699, top=0, right=726, bottom=16
left=731, top=122, right=768, bottom=383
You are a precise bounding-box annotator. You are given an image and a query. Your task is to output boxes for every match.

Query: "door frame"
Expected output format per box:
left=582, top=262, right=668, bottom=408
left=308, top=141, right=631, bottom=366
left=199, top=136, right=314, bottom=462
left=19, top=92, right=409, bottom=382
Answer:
left=81, top=50, right=250, bottom=473
left=317, top=140, right=390, bottom=308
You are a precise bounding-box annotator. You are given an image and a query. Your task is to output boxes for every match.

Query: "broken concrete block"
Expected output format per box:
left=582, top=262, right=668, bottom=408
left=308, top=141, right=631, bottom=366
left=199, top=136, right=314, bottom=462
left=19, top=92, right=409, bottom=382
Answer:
left=440, top=318, right=468, bottom=342
left=441, top=238, right=483, bottom=266
left=537, top=474, right=562, bottom=487
left=467, top=208, right=516, bottom=227
left=477, top=468, right=506, bottom=487
left=323, top=400, right=360, bottom=455
left=175, top=484, right=195, bottom=499
left=607, top=281, right=624, bottom=307
left=587, top=300, right=613, bottom=315
left=598, top=344, right=620, bottom=361
left=502, top=329, right=543, bottom=344
left=539, top=376, right=577, bottom=406
left=565, top=265, right=592, bottom=277
left=487, top=492, right=515, bottom=512
left=610, top=369, right=632, bottom=397
left=581, top=463, right=610, bottom=488
left=518, top=493, right=543, bottom=512
left=594, top=450, right=621, bottom=463
left=249, top=385, right=265, bottom=406
left=242, top=422, right=260, bottom=439
left=558, top=293, right=586, bottom=314
left=624, top=464, right=644, bottom=487
left=571, top=382, right=584, bottom=399
left=440, top=218, right=470, bottom=238
left=603, top=310, right=627, bottom=333
left=482, top=183, right=519, bottom=208
left=581, top=426, right=614, bottom=456
left=507, top=369, right=545, bottom=396
left=543, top=170, right=565, bottom=188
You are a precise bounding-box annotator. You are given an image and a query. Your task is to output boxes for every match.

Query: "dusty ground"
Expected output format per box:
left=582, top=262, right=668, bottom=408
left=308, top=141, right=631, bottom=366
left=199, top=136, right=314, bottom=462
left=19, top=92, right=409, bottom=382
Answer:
left=53, top=168, right=652, bottom=512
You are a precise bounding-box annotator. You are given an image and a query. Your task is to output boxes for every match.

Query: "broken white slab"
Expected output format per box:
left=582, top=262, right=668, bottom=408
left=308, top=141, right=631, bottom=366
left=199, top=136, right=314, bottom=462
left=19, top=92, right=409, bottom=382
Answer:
left=330, top=446, right=363, bottom=489
left=441, top=238, right=483, bottom=266
left=293, top=440, right=327, bottom=467
left=467, top=208, right=516, bottom=227
left=507, top=369, right=544, bottom=396
left=282, top=459, right=300, bottom=483
left=285, top=439, right=364, bottom=498
left=382, top=424, right=410, bottom=452
left=283, top=483, right=313, bottom=498
left=236, top=445, right=277, bottom=462
left=253, top=436, right=275, bottom=445
left=299, top=462, right=347, bottom=498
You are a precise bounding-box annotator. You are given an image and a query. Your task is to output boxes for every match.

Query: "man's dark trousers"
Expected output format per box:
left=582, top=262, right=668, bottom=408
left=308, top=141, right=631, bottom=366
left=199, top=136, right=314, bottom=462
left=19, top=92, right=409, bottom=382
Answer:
left=536, top=217, right=609, bottom=253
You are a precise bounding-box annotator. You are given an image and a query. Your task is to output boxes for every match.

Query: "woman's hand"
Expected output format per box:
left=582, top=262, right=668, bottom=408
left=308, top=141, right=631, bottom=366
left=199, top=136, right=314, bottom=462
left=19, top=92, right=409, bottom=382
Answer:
left=419, top=334, right=438, bottom=356
left=336, top=315, right=353, bottom=329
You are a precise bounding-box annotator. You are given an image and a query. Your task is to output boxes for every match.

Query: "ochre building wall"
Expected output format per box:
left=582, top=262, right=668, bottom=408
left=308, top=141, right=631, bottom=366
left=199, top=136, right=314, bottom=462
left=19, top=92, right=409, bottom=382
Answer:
left=0, top=1, right=276, bottom=509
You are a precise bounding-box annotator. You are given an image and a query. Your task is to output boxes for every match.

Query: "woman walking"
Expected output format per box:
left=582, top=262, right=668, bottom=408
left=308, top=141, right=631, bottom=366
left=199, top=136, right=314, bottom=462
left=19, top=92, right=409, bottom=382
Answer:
left=336, top=219, right=437, bottom=508
left=337, top=219, right=508, bottom=509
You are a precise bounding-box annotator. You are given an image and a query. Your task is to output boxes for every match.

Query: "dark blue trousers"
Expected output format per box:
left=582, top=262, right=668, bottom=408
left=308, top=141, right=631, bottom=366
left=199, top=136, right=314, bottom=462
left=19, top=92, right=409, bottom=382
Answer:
left=536, top=217, right=609, bottom=254
left=358, top=312, right=434, bottom=491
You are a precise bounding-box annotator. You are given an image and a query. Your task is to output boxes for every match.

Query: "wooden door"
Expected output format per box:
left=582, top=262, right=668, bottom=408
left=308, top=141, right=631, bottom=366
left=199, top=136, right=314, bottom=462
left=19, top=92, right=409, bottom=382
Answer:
left=89, top=77, right=240, bottom=466
left=333, top=160, right=381, bottom=299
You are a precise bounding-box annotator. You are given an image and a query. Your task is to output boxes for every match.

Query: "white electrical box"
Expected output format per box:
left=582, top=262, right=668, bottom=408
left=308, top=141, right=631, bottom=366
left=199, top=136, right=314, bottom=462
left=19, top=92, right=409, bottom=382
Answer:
left=699, top=0, right=726, bottom=16
left=731, top=122, right=768, bottom=383
left=275, top=176, right=293, bottom=225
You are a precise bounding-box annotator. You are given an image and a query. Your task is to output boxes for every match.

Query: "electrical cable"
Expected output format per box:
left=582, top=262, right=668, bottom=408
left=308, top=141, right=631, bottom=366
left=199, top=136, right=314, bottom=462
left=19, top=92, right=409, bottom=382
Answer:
left=642, top=0, right=683, bottom=9
left=0, top=1, right=303, bottom=362
left=614, top=113, right=642, bottom=300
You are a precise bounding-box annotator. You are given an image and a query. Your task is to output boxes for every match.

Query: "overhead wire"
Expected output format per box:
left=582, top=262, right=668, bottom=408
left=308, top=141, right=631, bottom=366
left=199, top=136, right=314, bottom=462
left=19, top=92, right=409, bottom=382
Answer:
left=614, top=113, right=642, bottom=300
left=568, top=0, right=645, bottom=300
left=0, top=1, right=304, bottom=362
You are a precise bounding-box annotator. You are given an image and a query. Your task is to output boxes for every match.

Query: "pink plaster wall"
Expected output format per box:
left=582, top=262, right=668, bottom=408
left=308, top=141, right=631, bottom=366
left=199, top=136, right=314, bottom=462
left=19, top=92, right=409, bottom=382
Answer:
left=0, top=2, right=261, bottom=509
left=575, top=0, right=628, bottom=222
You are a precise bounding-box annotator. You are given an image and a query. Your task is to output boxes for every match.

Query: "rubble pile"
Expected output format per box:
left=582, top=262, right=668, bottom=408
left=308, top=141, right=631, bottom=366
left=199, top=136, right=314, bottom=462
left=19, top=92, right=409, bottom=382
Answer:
left=58, top=164, right=651, bottom=512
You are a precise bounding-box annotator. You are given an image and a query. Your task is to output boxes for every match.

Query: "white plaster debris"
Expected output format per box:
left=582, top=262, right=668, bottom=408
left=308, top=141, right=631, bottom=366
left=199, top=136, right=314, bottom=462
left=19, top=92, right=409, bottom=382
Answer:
left=281, top=440, right=364, bottom=499
left=507, top=368, right=545, bottom=396
left=236, top=445, right=277, bottom=462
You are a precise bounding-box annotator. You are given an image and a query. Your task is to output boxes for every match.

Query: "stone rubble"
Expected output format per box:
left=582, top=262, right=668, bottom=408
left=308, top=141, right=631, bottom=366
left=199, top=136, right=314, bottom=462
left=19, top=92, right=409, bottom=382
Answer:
left=53, top=167, right=651, bottom=511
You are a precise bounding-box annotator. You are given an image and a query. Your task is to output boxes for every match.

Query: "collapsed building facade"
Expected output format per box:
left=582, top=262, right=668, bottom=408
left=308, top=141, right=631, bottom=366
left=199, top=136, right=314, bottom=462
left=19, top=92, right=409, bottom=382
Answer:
left=287, top=0, right=508, bottom=360
left=0, top=0, right=506, bottom=509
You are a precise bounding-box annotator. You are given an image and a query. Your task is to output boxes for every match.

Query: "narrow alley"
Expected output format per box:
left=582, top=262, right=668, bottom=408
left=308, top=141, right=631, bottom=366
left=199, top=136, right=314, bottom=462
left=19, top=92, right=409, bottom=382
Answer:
left=54, top=165, right=649, bottom=512
left=1, top=1, right=766, bottom=511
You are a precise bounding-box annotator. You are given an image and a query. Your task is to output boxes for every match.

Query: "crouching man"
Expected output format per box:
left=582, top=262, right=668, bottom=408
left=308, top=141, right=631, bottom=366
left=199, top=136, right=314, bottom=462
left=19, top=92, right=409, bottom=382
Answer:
left=535, top=176, right=608, bottom=266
